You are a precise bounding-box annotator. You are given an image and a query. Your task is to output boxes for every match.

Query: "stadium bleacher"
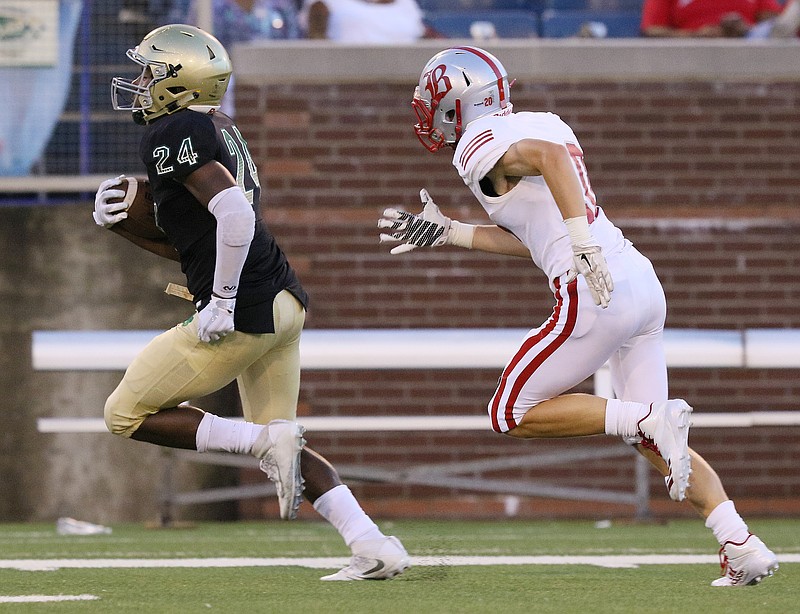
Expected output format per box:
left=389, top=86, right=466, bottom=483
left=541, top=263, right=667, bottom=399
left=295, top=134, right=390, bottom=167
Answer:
left=417, top=0, right=537, bottom=9
left=540, top=8, right=643, bottom=37
left=424, top=9, right=541, bottom=39
left=545, top=0, right=644, bottom=9
left=420, top=0, right=643, bottom=39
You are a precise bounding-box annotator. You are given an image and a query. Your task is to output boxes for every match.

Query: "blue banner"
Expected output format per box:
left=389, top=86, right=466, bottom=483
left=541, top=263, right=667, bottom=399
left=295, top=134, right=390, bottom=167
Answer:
left=0, top=0, right=81, bottom=175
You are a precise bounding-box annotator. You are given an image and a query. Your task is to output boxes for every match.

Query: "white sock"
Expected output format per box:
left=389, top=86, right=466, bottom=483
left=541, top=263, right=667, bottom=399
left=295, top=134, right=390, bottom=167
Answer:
left=705, top=500, right=750, bottom=546
left=312, top=484, right=384, bottom=547
left=195, top=413, right=261, bottom=455
left=604, top=399, right=649, bottom=438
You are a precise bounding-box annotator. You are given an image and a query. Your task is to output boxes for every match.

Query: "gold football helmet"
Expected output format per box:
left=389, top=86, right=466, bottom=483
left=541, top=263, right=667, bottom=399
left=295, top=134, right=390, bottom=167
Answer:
left=111, top=24, right=232, bottom=124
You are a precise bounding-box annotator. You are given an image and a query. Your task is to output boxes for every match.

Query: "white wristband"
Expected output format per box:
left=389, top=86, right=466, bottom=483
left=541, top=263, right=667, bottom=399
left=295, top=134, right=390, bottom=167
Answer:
left=564, top=216, right=592, bottom=248
left=449, top=220, right=476, bottom=249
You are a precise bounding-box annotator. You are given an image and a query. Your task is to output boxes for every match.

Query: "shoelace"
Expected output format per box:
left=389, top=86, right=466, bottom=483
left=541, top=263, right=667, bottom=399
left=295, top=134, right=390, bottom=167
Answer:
left=637, top=434, right=661, bottom=457
left=635, top=407, right=663, bottom=459
left=717, top=546, right=745, bottom=584
left=717, top=546, right=729, bottom=575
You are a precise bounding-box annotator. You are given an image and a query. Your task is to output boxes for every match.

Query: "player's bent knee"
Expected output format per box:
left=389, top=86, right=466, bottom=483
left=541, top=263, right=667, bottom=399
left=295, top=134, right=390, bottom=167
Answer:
left=104, top=390, right=147, bottom=438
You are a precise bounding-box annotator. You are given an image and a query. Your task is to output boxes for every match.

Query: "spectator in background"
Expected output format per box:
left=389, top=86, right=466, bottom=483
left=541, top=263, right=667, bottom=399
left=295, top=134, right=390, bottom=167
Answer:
left=172, top=0, right=302, bottom=43
left=640, top=0, right=783, bottom=37
left=170, top=0, right=302, bottom=116
left=301, top=0, right=426, bottom=42
left=768, top=0, right=800, bottom=37
left=118, top=0, right=172, bottom=38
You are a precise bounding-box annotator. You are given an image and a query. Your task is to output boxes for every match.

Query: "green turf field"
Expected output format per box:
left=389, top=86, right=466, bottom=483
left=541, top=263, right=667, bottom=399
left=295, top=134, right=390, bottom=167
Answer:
left=1, top=518, right=797, bottom=613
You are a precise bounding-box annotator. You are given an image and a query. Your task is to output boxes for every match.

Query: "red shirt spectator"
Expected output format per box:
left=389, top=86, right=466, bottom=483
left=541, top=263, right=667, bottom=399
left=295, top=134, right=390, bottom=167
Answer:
left=641, top=0, right=783, bottom=37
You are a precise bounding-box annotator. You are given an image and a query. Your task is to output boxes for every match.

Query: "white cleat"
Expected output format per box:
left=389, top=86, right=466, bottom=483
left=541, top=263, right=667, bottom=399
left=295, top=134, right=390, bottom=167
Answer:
left=252, top=419, right=306, bottom=520
left=637, top=399, right=693, bottom=501
left=320, top=536, right=411, bottom=581
left=711, top=534, right=779, bottom=587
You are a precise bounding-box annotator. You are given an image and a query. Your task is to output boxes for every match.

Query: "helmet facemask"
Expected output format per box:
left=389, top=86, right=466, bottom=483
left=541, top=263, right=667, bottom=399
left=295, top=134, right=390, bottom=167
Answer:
left=412, top=87, right=461, bottom=153
left=112, top=51, right=168, bottom=113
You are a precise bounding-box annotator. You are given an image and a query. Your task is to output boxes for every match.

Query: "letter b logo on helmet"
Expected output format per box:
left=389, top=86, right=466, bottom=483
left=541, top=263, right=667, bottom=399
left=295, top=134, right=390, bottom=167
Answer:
left=423, top=64, right=452, bottom=105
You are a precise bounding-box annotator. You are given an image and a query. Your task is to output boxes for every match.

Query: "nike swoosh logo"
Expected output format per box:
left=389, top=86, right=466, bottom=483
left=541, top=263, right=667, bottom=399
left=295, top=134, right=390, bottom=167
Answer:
left=362, top=560, right=385, bottom=576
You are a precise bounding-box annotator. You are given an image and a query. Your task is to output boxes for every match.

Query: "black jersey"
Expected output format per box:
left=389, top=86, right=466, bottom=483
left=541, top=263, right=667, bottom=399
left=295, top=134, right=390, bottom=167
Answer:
left=139, top=108, right=308, bottom=334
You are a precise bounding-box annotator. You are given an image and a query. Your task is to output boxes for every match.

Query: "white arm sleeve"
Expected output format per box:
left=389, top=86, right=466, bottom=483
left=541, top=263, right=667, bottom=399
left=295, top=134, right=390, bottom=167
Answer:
left=207, top=186, right=256, bottom=299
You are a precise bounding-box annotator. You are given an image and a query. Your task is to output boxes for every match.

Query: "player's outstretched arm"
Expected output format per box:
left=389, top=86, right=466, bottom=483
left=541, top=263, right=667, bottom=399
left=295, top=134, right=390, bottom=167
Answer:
left=471, top=225, right=530, bottom=258
left=378, top=189, right=470, bottom=254
left=378, top=189, right=530, bottom=258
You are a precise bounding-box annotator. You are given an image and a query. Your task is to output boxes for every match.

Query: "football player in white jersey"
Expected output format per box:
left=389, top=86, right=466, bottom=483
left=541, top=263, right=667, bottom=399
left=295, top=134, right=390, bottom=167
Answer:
left=379, top=46, right=777, bottom=587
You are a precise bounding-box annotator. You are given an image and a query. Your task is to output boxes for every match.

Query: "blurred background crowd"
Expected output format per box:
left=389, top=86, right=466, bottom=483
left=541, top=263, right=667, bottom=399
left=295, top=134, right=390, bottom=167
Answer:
left=1, top=0, right=798, bottom=181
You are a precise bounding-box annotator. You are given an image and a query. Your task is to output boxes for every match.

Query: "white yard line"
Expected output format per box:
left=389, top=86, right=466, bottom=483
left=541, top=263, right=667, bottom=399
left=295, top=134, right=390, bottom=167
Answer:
left=1, top=554, right=799, bottom=572
left=0, top=594, right=98, bottom=603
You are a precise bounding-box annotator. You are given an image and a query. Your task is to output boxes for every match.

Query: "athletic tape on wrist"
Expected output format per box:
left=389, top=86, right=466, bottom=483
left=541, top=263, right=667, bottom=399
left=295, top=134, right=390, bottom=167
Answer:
left=449, top=220, right=475, bottom=249
left=564, top=216, right=593, bottom=247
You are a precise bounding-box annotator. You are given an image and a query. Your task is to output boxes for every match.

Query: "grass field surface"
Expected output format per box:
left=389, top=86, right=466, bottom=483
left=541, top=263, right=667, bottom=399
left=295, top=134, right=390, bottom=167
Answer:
left=1, top=518, right=797, bottom=613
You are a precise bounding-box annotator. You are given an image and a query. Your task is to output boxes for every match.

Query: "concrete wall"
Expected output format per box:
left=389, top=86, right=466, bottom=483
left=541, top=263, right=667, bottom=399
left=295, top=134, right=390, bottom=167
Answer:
left=4, top=40, right=800, bottom=523
left=1, top=205, right=240, bottom=523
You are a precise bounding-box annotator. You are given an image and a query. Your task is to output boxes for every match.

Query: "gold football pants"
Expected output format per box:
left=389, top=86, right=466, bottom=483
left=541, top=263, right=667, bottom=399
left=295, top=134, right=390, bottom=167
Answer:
left=105, top=290, right=305, bottom=437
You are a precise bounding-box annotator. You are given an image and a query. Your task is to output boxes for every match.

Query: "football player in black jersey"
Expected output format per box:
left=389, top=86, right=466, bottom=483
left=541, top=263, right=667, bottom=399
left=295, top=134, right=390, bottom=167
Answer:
left=93, top=24, right=409, bottom=581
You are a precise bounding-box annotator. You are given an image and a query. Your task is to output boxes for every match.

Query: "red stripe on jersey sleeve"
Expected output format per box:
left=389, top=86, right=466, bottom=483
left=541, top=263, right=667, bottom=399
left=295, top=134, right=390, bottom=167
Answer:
left=459, top=129, right=494, bottom=169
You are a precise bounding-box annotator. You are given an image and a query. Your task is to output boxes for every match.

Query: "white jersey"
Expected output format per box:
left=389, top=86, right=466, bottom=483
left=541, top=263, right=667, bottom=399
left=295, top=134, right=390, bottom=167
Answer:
left=454, top=111, right=628, bottom=284
left=451, top=113, right=667, bottom=435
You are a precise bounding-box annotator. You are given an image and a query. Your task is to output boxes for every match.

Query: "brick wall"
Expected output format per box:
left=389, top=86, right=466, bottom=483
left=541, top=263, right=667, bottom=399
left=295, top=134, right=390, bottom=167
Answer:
left=234, top=79, right=800, bottom=519
left=238, top=80, right=800, bottom=213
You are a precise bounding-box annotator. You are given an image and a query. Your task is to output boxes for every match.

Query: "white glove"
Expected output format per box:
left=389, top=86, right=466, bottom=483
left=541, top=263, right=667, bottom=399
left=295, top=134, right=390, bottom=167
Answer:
left=566, top=245, right=614, bottom=308
left=197, top=295, right=236, bottom=343
left=379, top=189, right=478, bottom=254
left=93, top=175, right=128, bottom=228
left=564, top=216, right=613, bottom=308
left=378, top=189, right=453, bottom=255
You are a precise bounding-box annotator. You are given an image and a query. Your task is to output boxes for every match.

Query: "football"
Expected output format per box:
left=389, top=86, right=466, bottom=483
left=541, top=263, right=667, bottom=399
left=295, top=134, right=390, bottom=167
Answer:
left=109, top=176, right=165, bottom=240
